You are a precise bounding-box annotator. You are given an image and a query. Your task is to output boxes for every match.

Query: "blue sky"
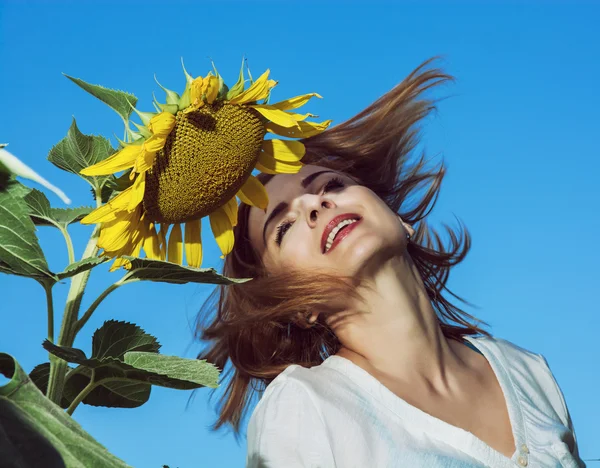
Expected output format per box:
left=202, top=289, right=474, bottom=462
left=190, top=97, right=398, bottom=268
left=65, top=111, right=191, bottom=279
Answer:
left=1, top=1, right=598, bottom=466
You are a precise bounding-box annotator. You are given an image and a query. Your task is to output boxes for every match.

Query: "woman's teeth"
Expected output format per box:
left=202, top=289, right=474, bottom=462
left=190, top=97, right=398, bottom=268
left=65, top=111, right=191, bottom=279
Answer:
left=325, top=218, right=358, bottom=253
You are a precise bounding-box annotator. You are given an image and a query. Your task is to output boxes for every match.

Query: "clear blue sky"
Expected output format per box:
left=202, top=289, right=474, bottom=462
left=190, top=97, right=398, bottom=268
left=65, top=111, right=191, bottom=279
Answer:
left=1, top=1, right=598, bottom=466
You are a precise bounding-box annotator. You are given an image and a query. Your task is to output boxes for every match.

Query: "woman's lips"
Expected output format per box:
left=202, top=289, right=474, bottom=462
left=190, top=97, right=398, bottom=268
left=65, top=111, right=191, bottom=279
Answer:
left=323, top=219, right=361, bottom=255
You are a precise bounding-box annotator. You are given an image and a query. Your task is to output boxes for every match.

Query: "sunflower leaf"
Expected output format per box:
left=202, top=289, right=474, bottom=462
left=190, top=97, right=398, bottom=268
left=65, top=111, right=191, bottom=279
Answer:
left=226, top=58, right=246, bottom=100
left=0, top=353, right=131, bottom=467
left=56, top=257, right=109, bottom=281
left=42, top=341, right=220, bottom=390
left=64, top=74, right=138, bottom=123
left=25, top=189, right=93, bottom=230
left=92, top=320, right=161, bottom=359
left=0, top=180, right=56, bottom=283
left=121, top=256, right=251, bottom=285
left=47, top=119, right=117, bottom=194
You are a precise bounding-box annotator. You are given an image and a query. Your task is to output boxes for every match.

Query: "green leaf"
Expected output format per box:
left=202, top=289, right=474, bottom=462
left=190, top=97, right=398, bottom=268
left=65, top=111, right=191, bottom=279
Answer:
left=43, top=340, right=220, bottom=391
left=122, top=256, right=251, bottom=285
left=123, top=352, right=220, bottom=389
left=92, top=320, right=161, bottom=360
left=0, top=180, right=55, bottom=283
left=0, top=353, right=130, bottom=467
left=56, top=257, right=109, bottom=281
left=63, top=366, right=151, bottom=409
left=25, top=188, right=93, bottom=230
left=226, top=57, right=246, bottom=100
left=47, top=118, right=117, bottom=193
left=64, top=74, right=138, bottom=123
left=0, top=146, right=71, bottom=204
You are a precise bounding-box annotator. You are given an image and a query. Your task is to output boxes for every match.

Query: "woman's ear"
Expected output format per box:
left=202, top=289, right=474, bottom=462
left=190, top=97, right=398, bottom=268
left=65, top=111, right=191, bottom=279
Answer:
left=397, top=214, right=415, bottom=238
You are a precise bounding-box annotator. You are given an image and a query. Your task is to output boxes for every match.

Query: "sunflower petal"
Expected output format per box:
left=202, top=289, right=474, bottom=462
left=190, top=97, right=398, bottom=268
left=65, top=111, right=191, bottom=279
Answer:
left=222, top=196, right=239, bottom=227
left=80, top=187, right=133, bottom=224
left=184, top=219, right=203, bottom=268
left=204, top=75, right=219, bottom=104
left=209, top=207, right=234, bottom=256
left=250, top=105, right=301, bottom=128
left=167, top=223, right=183, bottom=264
left=128, top=173, right=145, bottom=211
left=143, top=134, right=168, bottom=153
left=257, top=152, right=303, bottom=174
left=143, top=222, right=162, bottom=260
left=147, top=112, right=176, bottom=136
left=190, top=76, right=205, bottom=108
left=261, top=139, right=305, bottom=162
left=237, top=175, right=269, bottom=209
left=265, top=119, right=333, bottom=138
left=271, top=93, right=322, bottom=111
left=80, top=145, right=143, bottom=176
left=98, top=215, right=136, bottom=252
left=228, top=70, right=274, bottom=104
left=133, top=148, right=158, bottom=174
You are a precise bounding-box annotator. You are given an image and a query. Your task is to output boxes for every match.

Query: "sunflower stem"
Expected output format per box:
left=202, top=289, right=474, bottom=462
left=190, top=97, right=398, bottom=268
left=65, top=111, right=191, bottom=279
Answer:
left=73, top=278, right=127, bottom=335
left=59, top=226, right=76, bottom=265
left=43, top=282, right=55, bottom=343
left=66, top=368, right=95, bottom=416
left=47, top=223, right=100, bottom=404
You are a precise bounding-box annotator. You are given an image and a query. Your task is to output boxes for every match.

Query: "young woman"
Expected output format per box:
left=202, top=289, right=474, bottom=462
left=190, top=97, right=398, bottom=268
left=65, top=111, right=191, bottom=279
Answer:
left=196, top=59, right=585, bottom=467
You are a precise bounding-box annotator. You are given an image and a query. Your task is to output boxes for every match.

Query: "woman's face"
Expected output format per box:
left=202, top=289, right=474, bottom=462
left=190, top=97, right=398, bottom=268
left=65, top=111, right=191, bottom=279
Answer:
left=247, top=165, right=412, bottom=276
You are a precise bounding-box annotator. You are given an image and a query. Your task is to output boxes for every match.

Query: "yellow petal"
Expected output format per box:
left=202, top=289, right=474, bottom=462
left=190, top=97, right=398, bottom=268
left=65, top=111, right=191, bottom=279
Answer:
left=261, top=139, right=305, bottom=162
left=250, top=105, right=299, bottom=128
left=167, top=223, right=183, bottom=264
left=128, top=173, right=145, bottom=212
left=228, top=70, right=274, bottom=104
left=221, top=196, right=239, bottom=227
left=257, top=152, right=303, bottom=174
left=143, top=222, right=162, bottom=260
left=237, top=175, right=268, bottom=209
left=133, top=148, right=158, bottom=174
left=184, top=219, right=203, bottom=267
left=80, top=145, right=143, bottom=176
left=143, top=134, right=168, bottom=153
left=80, top=187, right=133, bottom=224
left=147, top=112, right=176, bottom=137
left=271, top=93, right=322, bottom=111
left=209, top=207, right=234, bottom=256
left=204, top=75, right=219, bottom=104
left=190, top=76, right=205, bottom=107
left=265, top=119, right=333, bottom=138
left=98, top=216, right=136, bottom=252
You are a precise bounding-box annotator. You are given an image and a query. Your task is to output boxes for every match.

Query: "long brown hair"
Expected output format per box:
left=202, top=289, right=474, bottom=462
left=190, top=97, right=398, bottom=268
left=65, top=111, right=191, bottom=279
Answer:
left=195, top=57, right=489, bottom=436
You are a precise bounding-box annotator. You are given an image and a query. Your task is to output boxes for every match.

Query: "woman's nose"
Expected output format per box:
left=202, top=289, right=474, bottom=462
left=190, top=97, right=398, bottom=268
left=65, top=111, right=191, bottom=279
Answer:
left=309, top=199, right=333, bottom=224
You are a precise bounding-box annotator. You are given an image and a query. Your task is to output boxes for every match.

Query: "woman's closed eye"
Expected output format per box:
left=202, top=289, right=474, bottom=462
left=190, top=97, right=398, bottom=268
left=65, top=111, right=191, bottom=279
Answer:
left=274, top=176, right=347, bottom=246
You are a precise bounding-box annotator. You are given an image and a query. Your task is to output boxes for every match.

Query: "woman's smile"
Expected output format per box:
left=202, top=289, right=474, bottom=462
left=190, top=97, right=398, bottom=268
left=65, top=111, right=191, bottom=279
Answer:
left=321, top=214, right=362, bottom=254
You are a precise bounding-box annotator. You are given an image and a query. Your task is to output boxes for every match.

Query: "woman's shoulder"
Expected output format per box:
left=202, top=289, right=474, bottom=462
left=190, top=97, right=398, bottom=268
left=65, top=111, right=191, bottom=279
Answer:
left=467, top=334, right=571, bottom=427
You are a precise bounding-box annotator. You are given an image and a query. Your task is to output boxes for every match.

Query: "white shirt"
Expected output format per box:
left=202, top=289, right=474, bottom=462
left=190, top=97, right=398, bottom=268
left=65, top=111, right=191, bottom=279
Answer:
left=246, top=335, right=585, bottom=467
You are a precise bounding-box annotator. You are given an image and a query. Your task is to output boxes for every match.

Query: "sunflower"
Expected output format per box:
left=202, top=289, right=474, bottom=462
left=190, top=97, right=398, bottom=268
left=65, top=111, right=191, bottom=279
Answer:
left=79, top=61, right=331, bottom=270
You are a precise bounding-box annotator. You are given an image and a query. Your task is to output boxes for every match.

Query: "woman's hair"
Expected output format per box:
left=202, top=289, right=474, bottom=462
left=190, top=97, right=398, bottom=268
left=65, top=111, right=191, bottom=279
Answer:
left=195, top=57, right=489, bottom=436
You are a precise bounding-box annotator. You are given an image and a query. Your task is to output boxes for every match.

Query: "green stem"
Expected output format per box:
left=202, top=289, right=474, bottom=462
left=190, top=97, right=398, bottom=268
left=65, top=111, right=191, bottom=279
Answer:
left=47, top=222, right=101, bottom=404
left=43, top=283, right=55, bottom=343
left=66, top=375, right=134, bottom=416
left=73, top=277, right=129, bottom=335
left=59, top=226, right=75, bottom=265
left=66, top=369, right=95, bottom=416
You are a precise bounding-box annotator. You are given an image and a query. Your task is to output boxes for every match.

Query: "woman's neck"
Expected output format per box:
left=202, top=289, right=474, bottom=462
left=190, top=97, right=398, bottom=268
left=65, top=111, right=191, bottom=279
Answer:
left=330, top=253, right=469, bottom=392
